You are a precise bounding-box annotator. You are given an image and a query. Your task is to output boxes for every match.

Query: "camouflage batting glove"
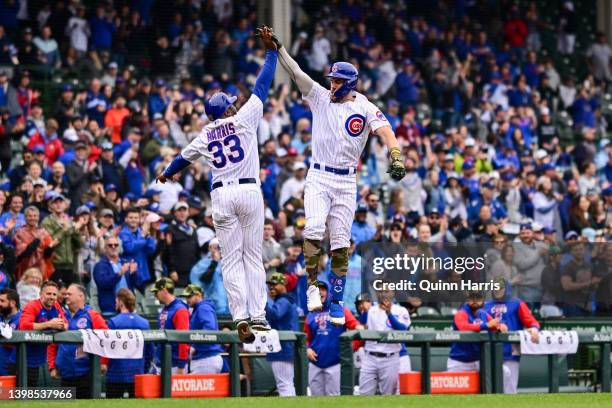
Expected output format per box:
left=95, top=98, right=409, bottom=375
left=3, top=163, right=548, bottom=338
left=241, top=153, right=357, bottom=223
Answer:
left=387, top=147, right=406, bottom=181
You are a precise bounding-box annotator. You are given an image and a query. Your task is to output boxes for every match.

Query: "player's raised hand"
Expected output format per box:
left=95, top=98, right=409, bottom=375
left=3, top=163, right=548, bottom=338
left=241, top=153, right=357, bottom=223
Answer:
left=156, top=174, right=168, bottom=184
left=255, top=25, right=277, bottom=50
left=256, top=25, right=282, bottom=49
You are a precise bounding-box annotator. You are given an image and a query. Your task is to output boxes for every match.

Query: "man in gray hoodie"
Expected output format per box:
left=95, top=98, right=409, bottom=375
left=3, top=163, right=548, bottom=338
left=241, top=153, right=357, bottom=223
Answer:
left=513, top=223, right=548, bottom=305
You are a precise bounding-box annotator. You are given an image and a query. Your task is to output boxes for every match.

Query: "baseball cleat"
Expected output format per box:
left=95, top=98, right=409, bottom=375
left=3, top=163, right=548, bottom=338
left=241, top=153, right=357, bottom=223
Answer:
left=307, top=284, right=323, bottom=312
left=329, top=301, right=345, bottom=326
left=250, top=319, right=271, bottom=331
left=236, top=319, right=256, bottom=343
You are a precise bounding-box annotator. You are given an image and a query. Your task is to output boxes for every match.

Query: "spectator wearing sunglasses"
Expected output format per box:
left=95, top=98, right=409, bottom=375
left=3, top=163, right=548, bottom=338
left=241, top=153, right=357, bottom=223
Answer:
left=93, top=236, right=137, bottom=315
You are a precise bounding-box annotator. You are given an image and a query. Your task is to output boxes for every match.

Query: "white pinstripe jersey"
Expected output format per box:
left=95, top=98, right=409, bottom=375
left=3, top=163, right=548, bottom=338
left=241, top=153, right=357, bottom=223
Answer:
left=181, top=95, right=262, bottom=183
left=365, top=304, right=411, bottom=353
left=304, top=82, right=390, bottom=168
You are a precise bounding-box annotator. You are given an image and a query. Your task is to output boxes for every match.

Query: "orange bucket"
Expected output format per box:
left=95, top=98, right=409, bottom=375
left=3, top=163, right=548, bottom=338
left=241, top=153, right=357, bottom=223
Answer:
left=0, top=376, right=16, bottom=400
left=399, top=371, right=480, bottom=394
left=134, top=373, right=230, bottom=398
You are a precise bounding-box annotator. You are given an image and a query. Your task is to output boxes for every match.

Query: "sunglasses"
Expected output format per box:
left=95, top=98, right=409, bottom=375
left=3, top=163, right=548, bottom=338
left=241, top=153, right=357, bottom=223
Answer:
left=107, top=243, right=119, bottom=248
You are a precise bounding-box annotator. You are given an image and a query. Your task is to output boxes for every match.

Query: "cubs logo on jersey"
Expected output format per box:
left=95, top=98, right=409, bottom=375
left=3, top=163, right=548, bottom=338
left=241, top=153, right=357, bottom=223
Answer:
left=491, top=304, right=507, bottom=320
left=345, top=114, right=365, bottom=137
left=76, top=317, right=88, bottom=329
left=159, top=310, right=168, bottom=329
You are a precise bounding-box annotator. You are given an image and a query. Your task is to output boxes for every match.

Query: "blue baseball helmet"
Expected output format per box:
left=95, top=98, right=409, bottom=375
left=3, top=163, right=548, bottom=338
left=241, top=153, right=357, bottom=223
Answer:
left=325, top=62, right=358, bottom=99
left=205, top=92, right=237, bottom=121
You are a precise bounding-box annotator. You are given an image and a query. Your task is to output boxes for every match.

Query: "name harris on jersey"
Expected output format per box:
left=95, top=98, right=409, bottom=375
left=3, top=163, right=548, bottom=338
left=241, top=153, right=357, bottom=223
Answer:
left=207, top=123, right=236, bottom=142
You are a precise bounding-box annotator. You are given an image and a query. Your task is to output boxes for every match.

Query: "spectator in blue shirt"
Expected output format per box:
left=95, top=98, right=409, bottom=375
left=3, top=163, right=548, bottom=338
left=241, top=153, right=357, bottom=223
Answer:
left=93, top=235, right=136, bottom=316
left=90, top=6, right=116, bottom=51
left=118, top=208, right=156, bottom=293
left=106, top=288, right=153, bottom=398
left=351, top=204, right=375, bottom=246
left=395, top=60, right=421, bottom=110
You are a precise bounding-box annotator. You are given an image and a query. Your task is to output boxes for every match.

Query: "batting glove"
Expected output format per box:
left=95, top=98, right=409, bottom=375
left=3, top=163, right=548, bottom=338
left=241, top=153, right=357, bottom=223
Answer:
left=387, top=147, right=406, bottom=181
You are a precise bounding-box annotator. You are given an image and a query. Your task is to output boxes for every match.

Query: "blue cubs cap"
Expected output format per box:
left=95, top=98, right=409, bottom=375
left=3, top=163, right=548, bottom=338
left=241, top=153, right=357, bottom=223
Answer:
left=205, top=92, right=237, bottom=121
left=462, top=161, right=475, bottom=170
left=179, top=190, right=191, bottom=199
left=125, top=192, right=137, bottom=201
left=105, top=183, right=117, bottom=193
left=356, top=203, right=368, bottom=213
left=144, top=188, right=161, bottom=198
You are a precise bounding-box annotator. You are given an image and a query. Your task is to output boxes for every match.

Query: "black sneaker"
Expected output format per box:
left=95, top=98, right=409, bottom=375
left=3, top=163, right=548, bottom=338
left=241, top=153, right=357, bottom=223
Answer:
left=236, top=319, right=255, bottom=343
left=250, top=319, right=271, bottom=331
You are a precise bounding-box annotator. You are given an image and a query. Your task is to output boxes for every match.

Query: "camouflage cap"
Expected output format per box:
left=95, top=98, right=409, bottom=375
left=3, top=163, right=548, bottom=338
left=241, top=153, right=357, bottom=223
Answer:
left=179, top=284, right=203, bottom=298
left=150, top=277, right=174, bottom=293
left=266, top=272, right=287, bottom=285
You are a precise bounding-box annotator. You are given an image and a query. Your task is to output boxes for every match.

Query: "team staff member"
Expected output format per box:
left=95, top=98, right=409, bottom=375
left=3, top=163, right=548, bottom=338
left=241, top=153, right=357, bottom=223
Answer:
left=52, top=284, right=108, bottom=399
left=179, top=284, right=224, bottom=374
left=484, top=280, right=540, bottom=394
left=18, top=280, right=67, bottom=387
left=0, top=289, right=21, bottom=376
left=266, top=273, right=298, bottom=397
left=359, top=289, right=411, bottom=395
left=151, top=277, right=190, bottom=373
left=447, top=291, right=505, bottom=371
left=106, top=288, right=154, bottom=398
left=304, top=281, right=362, bottom=396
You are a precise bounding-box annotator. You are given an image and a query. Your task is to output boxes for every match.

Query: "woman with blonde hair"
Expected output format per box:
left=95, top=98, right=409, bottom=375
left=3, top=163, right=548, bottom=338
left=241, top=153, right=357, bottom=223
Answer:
left=16, top=267, right=43, bottom=308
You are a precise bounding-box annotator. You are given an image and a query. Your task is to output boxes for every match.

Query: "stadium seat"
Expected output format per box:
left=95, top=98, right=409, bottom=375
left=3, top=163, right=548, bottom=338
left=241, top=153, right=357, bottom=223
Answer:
left=439, top=307, right=458, bottom=317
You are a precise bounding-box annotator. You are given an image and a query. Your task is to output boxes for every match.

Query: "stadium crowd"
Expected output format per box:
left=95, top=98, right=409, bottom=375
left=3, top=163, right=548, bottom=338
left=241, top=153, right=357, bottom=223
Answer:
left=0, top=0, right=609, bottom=398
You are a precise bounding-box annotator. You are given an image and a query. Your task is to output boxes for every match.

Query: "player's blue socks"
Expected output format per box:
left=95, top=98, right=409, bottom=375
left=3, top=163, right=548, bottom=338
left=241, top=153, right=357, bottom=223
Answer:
left=328, top=272, right=346, bottom=303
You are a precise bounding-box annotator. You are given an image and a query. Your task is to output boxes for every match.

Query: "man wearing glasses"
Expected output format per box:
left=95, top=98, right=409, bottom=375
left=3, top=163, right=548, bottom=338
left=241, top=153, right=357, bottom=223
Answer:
left=93, top=236, right=137, bottom=315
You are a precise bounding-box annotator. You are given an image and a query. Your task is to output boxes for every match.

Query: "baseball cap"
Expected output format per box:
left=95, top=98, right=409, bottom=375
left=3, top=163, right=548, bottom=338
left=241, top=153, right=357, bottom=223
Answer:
left=178, top=190, right=191, bottom=199
left=293, top=162, right=307, bottom=171
left=145, top=212, right=161, bottom=223
left=150, top=277, right=174, bottom=293
left=535, top=149, right=548, bottom=160
left=125, top=192, right=137, bottom=201
left=76, top=205, right=91, bottom=216
left=540, top=107, right=550, bottom=116
left=519, top=223, right=533, bottom=231
left=314, top=280, right=328, bottom=290
left=99, top=208, right=114, bottom=218
left=444, top=153, right=454, bottom=161
left=101, top=141, right=113, bottom=151
left=152, top=112, right=163, bottom=121
left=187, top=196, right=203, bottom=210
left=501, top=172, right=515, bottom=182
left=148, top=202, right=161, bottom=213
left=462, top=161, right=475, bottom=170
left=355, top=293, right=371, bottom=304
left=61, top=82, right=74, bottom=92
left=482, top=180, right=496, bottom=190
left=32, top=145, right=45, bottom=154
left=174, top=201, right=189, bottom=211
left=155, top=79, right=166, bottom=87
left=105, top=183, right=118, bottom=193
left=532, top=222, right=543, bottom=232
left=564, top=231, right=579, bottom=240
left=179, top=284, right=203, bottom=298
left=356, top=203, right=368, bottom=213
left=51, top=194, right=67, bottom=202
left=144, top=188, right=161, bottom=199
left=464, top=137, right=476, bottom=147
left=267, top=272, right=287, bottom=285
left=543, top=227, right=556, bottom=234
left=108, top=62, right=118, bottom=70
left=287, top=147, right=298, bottom=157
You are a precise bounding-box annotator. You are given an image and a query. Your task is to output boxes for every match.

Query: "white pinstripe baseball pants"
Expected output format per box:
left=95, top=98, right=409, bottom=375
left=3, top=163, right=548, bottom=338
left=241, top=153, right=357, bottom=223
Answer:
left=190, top=355, right=224, bottom=374
left=358, top=352, right=400, bottom=395
left=211, top=184, right=267, bottom=321
left=270, top=361, right=296, bottom=397
left=303, top=168, right=356, bottom=250
left=308, top=363, right=340, bottom=396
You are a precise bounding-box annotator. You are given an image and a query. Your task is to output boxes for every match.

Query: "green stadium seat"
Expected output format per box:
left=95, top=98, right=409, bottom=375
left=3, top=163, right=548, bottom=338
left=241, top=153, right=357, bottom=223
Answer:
left=440, top=307, right=458, bottom=317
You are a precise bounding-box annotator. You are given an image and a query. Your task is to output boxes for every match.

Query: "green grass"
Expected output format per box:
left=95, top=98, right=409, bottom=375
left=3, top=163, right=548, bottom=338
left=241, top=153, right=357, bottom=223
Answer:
left=6, top=394, right=612, bottom=408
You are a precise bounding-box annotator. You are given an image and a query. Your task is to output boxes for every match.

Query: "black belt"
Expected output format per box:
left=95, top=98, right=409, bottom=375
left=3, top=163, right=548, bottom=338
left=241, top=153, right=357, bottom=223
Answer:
left=367, top=351, right=397, bottom=358
left=211, top=178, right=257, bottom=191
left=313, top=163, right=354, bottom=175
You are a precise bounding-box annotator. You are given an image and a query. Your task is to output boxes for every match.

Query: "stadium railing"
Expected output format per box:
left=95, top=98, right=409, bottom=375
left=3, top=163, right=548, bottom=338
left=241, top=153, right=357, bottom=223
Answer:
left=0, top=329, right=308, bottom=398
left=338, top=330, right=612, bottom=395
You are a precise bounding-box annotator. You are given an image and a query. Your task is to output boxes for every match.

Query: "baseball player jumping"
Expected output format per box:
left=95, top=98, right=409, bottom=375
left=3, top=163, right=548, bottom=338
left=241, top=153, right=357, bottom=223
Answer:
left=157, top=28, right=278, bottom=343
left=265, top=26, right=407, bottom=325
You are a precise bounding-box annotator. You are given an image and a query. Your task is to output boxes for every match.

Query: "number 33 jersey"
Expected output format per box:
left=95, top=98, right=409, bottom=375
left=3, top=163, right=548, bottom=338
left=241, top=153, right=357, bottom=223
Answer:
left=181, top=94, right=262, bottom=184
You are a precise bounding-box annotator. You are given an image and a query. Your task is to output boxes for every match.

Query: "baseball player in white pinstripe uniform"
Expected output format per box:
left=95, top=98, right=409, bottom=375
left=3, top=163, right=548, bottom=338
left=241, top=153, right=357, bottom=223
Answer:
left=267, top=27, right=407, bottom=325
left=157, top=28, right=278, bottom=343
left=359, top=290, right=411, bottom=395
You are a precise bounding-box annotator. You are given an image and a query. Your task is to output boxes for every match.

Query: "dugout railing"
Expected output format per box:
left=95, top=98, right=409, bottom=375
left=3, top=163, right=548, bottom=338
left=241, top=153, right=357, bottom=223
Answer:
left=0, top=330, right=308, bottom=398
left=339, top=330, right=612, bottom=395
